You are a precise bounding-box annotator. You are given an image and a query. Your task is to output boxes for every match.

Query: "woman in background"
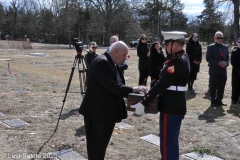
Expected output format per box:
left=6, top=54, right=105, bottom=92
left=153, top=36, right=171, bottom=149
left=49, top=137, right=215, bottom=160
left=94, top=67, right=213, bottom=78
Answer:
left=137, top=34, right=150, bottom=86
left=186, top=33, right=202, bottom=91
left=149, top=41, right=166, bottom=88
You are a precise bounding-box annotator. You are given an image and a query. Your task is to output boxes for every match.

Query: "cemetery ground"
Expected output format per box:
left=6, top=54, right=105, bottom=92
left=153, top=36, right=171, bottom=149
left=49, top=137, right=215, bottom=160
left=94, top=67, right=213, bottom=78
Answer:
left=0, top=40, right=240, bottom=160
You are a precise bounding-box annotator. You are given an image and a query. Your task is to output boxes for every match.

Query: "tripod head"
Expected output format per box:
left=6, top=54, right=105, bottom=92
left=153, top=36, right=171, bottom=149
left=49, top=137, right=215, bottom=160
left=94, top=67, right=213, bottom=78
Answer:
left=75, top=41, right=83, bottom=55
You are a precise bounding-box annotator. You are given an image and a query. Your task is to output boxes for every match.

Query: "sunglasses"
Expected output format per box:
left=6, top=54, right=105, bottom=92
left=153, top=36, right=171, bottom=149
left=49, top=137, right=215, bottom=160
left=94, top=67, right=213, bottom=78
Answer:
left=216, top=37, right=223, bottom=40
left=91, top=47, right=97, bottom=49
left=142, top=38, right=147, bottom=40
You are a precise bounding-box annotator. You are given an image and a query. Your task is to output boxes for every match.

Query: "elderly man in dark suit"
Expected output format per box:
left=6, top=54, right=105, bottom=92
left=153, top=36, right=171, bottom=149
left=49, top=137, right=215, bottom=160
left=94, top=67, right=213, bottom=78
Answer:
left=206, top=31, right=229, bottom=107
left=78, top=41, right=148, bottom=160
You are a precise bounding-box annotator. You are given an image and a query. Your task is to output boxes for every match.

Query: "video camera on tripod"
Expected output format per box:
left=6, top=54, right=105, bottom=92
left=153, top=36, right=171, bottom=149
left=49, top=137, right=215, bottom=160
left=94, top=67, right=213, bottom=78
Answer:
left=75, top=41, right=84, bottom=55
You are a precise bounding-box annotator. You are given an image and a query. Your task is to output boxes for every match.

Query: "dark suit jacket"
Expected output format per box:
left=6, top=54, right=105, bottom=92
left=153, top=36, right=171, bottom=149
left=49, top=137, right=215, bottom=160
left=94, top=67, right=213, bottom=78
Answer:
left=206, top=43, right=229, bottom=76
left=79, top=52, right=133, bottom=123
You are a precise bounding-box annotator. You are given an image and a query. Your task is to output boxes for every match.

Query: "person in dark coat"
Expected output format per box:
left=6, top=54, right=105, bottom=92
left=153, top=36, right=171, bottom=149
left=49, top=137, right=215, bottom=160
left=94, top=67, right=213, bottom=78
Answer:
left=149, top=41, right=166, bottom=88
left=79, top=41, right=148, bottom=160
left=186, top=33, right=202, bottom=91
left=131, top=31, right=190, bottom=160
left=231, top=38, right=240, bottom=104
left=84, top=41, right=98, bottom=69
left=137, top=34, right=150, bottom=86
left=206, top=31, right=229, bottom=107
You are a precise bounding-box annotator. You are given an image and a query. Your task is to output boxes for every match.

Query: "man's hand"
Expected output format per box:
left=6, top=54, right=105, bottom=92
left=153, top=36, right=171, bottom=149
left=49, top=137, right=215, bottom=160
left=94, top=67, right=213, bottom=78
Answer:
left=130, top=102, right=145, bottom=115
left=218, top=61, right=228, bottom=68
left=133, top=86, right=148, bottom=94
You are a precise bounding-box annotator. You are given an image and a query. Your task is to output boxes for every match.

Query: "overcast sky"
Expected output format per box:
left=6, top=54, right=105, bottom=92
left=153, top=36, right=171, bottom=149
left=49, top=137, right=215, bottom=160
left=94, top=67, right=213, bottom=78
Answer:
left=182, top=0, right=204, bottom=15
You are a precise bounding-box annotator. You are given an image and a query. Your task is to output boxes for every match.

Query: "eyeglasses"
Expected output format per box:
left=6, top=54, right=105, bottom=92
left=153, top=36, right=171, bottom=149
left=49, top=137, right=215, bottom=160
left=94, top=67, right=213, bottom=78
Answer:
left=216, top=37, right=223, bottom=40
left=142, top=38, right=147, bottom=40
left=91, top=47, right=97, bottom=49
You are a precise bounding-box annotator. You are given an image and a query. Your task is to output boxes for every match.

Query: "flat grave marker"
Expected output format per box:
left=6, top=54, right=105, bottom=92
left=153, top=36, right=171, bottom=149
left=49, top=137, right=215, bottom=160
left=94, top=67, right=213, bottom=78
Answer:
left=115, top=122, right=132, bottom=129
left=140, top=134, right=160, bottom=146
left=29, top=53, right=46, bottom=57
left=2, top=118, right=28, bottom=128
left=181, top=152, right=223, bottom=160
left=51, top=149, right=86, bottom=160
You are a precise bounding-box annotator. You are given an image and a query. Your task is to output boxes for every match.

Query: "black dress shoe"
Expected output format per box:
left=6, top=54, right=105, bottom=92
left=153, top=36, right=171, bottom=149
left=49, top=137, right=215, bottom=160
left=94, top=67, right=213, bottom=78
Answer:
left=217, top=102, right=227, bottom=106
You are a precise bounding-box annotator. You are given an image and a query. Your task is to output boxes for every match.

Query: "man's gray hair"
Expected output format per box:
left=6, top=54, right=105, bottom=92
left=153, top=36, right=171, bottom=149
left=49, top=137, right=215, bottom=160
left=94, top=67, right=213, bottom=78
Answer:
left=215, top=31, right=223, bottom=37
left=109, top=41, right=128, bottom=52
left=110, top=36, right=119, bottom=41
left=89, top=41, right=97, bottom=46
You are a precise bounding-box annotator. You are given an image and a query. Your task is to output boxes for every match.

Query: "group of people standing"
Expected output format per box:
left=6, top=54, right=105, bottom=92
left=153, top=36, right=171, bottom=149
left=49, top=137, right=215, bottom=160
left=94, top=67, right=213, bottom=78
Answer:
left=137, top=33, right=202, bottom=91
left=77, top=30, right=240, bottom=160
left=137, top=30, right=240, bottom=107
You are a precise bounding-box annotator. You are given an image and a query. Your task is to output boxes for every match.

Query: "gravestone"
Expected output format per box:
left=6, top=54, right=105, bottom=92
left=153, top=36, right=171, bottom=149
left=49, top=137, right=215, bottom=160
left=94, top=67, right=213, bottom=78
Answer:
left=181, top=152, right=223, bottom=160
left=52, top=149, right=86, bottom=160
left=2, top=119, right=28, bottom=128
left=115, top=122, right=132, bottom=129
left=29, top=53, right=46, bottom=57
left=140, top=134, right=160, bottom=146
left=13, top=90, right=30, bottom=94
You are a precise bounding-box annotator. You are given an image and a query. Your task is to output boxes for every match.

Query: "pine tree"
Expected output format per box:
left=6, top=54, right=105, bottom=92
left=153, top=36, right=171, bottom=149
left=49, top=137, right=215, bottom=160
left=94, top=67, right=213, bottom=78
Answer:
left=197, top=0, right=224, bottom=44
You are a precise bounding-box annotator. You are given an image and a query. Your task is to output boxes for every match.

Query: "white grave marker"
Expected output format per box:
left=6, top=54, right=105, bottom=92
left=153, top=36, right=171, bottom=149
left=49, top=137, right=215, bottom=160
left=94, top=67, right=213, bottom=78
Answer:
left=52, top=149, right=86, bottom=160
left=29, top=53, right=46, bottom=57
left=2, top=119, right=28, bottom=128
left=115, top=122, right=132, bottom=129
left=181, top=152, right=223, bottom=160
left=140, top=134, right=160, bottom=146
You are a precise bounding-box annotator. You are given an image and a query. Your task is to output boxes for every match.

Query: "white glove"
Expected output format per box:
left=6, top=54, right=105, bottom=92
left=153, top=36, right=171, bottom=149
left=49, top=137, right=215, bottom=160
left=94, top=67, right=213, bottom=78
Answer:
left=130, top=102, right=145, bottom=115
left=133, top=86, right=148, bottom=94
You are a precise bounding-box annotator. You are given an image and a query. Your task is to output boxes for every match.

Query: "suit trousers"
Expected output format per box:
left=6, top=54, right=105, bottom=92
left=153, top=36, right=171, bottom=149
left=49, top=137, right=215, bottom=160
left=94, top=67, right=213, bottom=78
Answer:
left=84, top=116, right=115, bottom=160
left=160, top=113, right=184, bottom=160
left=209, top=74, right=227, bottom=103
left=138, top=69, right=149, bottom=86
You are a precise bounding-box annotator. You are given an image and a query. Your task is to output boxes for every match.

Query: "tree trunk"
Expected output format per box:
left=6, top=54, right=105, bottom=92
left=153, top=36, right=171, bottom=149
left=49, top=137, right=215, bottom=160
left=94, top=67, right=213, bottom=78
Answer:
left=233, top=0, right=239, bottom=45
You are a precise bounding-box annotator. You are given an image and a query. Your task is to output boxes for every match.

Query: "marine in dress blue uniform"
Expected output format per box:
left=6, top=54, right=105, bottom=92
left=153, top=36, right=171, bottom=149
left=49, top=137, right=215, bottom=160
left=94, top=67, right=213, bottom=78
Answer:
left=131, top=31, right=190, bottom=160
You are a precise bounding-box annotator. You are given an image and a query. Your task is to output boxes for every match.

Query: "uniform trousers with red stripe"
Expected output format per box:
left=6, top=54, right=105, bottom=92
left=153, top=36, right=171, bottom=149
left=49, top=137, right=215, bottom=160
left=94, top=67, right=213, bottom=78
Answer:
left=160, top=113, right=184, bottom=160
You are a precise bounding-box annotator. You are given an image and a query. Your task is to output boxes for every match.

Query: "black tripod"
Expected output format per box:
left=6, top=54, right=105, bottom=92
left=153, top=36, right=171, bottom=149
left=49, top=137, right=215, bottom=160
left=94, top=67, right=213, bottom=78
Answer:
left=34, top=47, right=87, bottom=158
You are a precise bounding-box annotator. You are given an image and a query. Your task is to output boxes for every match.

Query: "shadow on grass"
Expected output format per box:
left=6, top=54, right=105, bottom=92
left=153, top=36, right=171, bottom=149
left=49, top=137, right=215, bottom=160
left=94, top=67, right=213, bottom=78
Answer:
left=60, top=108, right=79, bottom=120
left=227, top=104, right=240, bottom=118
left=202, top=88, right=211, bottom=100
left=185, top=90, right=197, bottom=100
left=198, top=105, right=225, bottom=123
left=75, top=125, right=86, bottom=137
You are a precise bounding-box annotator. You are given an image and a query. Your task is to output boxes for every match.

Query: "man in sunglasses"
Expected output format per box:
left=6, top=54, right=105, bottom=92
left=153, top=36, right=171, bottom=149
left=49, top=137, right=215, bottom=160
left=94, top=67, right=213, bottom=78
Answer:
left=131, top=31, right=190, bottom=160
left=206, top=31, right=229, bottom=107
left=84, top=41, right=98, bottom=69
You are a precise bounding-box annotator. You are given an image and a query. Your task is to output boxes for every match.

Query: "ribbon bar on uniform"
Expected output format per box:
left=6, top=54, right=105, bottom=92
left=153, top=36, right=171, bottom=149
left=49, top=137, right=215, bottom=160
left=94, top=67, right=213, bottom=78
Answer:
left=166, top=85, right=185, bottom=91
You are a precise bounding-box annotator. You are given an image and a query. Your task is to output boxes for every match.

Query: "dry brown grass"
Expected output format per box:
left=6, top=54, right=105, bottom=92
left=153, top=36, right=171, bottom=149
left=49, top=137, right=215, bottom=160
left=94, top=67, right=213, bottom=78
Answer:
left=0, top=40, right=240, bottom=160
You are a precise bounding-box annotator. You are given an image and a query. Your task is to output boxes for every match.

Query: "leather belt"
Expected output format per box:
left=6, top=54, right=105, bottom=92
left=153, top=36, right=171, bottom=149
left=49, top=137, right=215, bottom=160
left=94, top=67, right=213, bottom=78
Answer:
left=166, top=85, right=185, bottom=91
